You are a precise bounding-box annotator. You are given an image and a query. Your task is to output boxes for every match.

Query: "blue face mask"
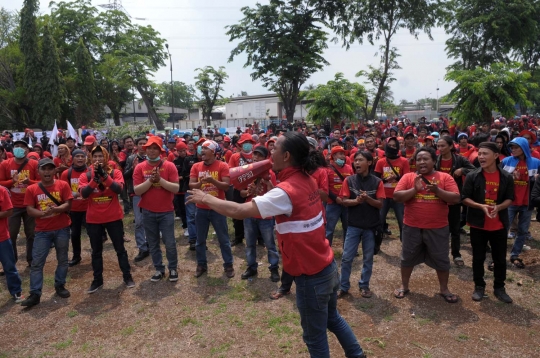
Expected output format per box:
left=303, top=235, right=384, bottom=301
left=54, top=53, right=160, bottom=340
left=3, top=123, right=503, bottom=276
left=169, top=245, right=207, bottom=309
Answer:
left=335, top=158, right=345, bottom=167
left=193, top=136, right=199, bottom=141
left=13, top=147, right=25, bottom=159
left=145, top=155, right=161, bottom=163
left=197, top=146, right=202, bottom=155
left=242, top=143, right=253, bottom=152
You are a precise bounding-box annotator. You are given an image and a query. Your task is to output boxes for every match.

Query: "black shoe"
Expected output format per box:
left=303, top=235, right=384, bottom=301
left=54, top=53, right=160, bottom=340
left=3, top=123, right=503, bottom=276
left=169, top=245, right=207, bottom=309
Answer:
left=384, top=228, right=392, bottom=236
left=241, top=268, right=258, bottom=280
left=150, top=271, right=165, bottom=282
left=337, top=290, right=349, bottom=299
left=189, top=242, right=196, bottom=251
left=124, top=277, right=135, bottom=288
left=194, top=265, right=207, bottom=278
left=471, top=286, right=486, bottom=302
left=102, top=235, right=108, bottom=243
left=230, top=239, right=243, bottom=247
left=169, top=269, right=179, bottom=282
left=21, top=293, right=40, bottom=307
left=55, top=285, right=71, bottom=298
left=87, top=281, right=103, bottom=294
left=270, top=269, right=280, bottom=282
left=68, top=257, right=81, bottom=267
left=134, top=250, right=149, bottom=262
left=494, top=288, right=513, bottom=303
left=225, top=266, right=235, bottom=278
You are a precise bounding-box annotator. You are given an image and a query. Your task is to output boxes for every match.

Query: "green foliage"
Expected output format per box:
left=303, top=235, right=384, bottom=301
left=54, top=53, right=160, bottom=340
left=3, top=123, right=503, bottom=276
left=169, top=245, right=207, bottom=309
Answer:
left=74, top=38, right=98, bottom=126
left=227, top=0, right=329, bottom=123
left=445, top=62, right=535, bottom=125
left=39, top=25, right=65, bottom=127
left=155, top=81, right=198, bottom=114
left=305, top=73, right=366, bottom=127
left=19, top=0, right=41, bottom=109
left=103, top=123, right=152, bottom=141
left=0, top=7, right=19, bottom=49
left=194, top=66, right=228, bottom=124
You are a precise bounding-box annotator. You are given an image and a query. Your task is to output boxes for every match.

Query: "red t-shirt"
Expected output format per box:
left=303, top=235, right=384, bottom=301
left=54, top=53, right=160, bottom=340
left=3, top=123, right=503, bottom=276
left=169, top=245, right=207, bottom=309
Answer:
left=531, top=149, right=540, bottom=159
left=439, top=158, right=452, bottom=174
left=228, top=152, right=253, bottom=168
left=326, top=164, right=354, bottom=204
left=310, top=167, right=329, bottom=196
left=459, top=145, right=475, bottom=158
left=0, top=158, right=40, bottom=207
left=223, top=149, right=233, bottom=163
left=469, top=170, right=504, bottom=231
left=404, top=147, right=417, bottom=171
left=60, top=168, right=89, bottom=212
left=78, top=167, right=125, bottom=224
left=0, top=186, right=13, bottom=242
left=374, top=157, right=410, bottom=197
left=395, top=171, right=460, bottom=229
left=190, top=160, right=230, bottom=209
left=54, top=157, right=72, bottom=168
left=512, top=160, right=529, bottom=206
left=24, top=180, right=72, bottom=232
left=133, top=160, right=179, bottom=212
left=339, top=176, right=386, bottom=200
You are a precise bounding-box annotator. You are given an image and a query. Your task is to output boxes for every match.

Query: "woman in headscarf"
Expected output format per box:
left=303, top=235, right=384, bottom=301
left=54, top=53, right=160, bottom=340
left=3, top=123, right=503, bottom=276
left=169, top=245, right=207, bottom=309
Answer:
left=109, top=140, right=122, bottom=169
left=54, top=144, right=72, bottom=176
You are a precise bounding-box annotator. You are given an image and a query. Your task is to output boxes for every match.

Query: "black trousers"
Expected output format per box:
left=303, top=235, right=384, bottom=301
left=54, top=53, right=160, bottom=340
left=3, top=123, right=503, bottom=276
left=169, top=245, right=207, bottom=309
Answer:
left=174, top=194, right=187, bottom=229
left=232, top=188, right=245, bottom=241
left=8, top=207, right=35, bottom=264
left=70, top=211, right=87, bottom=259
left=448, top=204, right=461, bottom=258
left=470, top=227, right=507, bottom=289
left=87, top=220, right=131, bottom=283
left=279, top=270, right=294, bottom=293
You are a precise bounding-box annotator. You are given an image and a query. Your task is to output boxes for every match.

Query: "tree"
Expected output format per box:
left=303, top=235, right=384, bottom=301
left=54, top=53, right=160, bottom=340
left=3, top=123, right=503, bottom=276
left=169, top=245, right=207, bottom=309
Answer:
left=356, top=59, right=399, bottom=119
left=227, top=0, right=329, bottom=123
left=74, top=38, right=98, bottom=126
left=445, top=62, right=535, bottom=124
left=155, top=81, right=198, bottom=118
left=194, top=66, right=228, bottom=125
left=305, top=72, right=366, bottom=127
left=325, top=0, right=439, bottom=120
left=19, top=0, right=41, bottom=115
left=39, top=25, right=65, bottom=127
left=0, top=8, right=19, bottom=49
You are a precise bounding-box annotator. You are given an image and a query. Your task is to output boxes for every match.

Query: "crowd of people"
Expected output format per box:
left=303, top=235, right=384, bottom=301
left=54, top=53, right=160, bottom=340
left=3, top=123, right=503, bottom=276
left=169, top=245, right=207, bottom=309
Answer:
left=0, top=113, right=539, bottom=357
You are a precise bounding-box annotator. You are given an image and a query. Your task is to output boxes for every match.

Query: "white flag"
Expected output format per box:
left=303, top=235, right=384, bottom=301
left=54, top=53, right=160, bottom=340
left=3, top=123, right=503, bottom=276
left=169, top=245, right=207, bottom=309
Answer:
left=66, top=120, right=80, bottom=144
left=28, top=136, right=32, bottom=148
left=49, top=122, right=58, bottom=157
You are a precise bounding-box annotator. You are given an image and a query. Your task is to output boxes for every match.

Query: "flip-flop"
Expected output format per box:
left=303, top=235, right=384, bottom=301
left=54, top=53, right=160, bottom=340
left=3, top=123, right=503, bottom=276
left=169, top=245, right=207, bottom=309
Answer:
left=510, top=257, right=525, bottom=269
left=394, top=288, right=410, bottom=299
left=440, top=292, right=459, bottom=303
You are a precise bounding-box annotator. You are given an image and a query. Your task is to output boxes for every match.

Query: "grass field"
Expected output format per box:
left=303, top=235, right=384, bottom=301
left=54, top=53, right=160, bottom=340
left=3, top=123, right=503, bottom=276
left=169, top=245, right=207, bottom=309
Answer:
left=0, top=212, right=540, bottom=357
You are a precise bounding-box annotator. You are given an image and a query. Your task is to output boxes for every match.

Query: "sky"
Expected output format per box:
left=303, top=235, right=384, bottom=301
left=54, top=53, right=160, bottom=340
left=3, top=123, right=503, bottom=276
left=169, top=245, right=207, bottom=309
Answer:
left=2, top=0, right=455, bottom=103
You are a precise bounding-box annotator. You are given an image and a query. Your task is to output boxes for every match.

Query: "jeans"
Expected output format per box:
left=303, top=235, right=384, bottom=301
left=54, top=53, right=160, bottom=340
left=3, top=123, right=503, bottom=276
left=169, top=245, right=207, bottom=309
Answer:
left=30, top=228, right=70, bottom=296
left=448, top=204, right=462, bottom=258
left=174, top=194, right=187, bottom=229
left=295, top=261, right=364, bottom=358
left=508, top=205, right=533, bottom=257
left=132, top=196, right=148, bottom=252
left=325, top=203, right=348, bottom=246
left=121, top=185, right=131, bottom=214
left=69, top=211, right=87, bottom=259
left=195, top=208, right=233, bottom=268
left=278, top=270, right=294, bottom=293
left=184, top=193, right=197, bottom=244
left=244, top=217, right=279, bottom=271
left=381, top=198, right=404, bottom=241
left=340, top=226, right=375, bottom=292
left=87, top=220, right=132, bottom=283
left=142, top=209, right=178, bottom=272
left=8, top=206, right=35, bottom=264
left=470, top=228, right=507, bottom=289
left=0, top=239, right=22, bottom=295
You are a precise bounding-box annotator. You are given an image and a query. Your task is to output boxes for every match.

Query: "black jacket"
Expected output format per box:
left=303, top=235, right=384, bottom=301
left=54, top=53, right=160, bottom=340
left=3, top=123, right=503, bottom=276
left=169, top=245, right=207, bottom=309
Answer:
left=461, top=167, right=514, bottom=232
left=181, top=154, right=200, bottom=193
left=435, top=153, right=475, bottom=191
left=346, top=174, right=382, bottom=230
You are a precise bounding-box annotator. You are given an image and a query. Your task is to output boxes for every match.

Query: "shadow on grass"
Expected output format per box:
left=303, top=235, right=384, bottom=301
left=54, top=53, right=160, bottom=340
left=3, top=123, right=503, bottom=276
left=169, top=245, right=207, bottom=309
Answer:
left=407, top=292, right=480, bottom=327
left=478, top=297, right=539, bottom=327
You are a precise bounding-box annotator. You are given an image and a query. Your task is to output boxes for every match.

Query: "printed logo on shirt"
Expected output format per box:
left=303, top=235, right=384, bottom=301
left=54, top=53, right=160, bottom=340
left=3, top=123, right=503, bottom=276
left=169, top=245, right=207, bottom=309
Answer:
left=383, top=166, right=400, bottom=188
left=92, top=196, right=112, bottom=204
left=37, top=192, right=61, bottom=218
left=143, top=168, right=165, bottom=188
left=10, top=169, right=30, bottom=193
left=414, top=178, right=442, bottom=203
left=514, top=164, right=528, bottom=186
left=199, top=171, right=220, bottom=197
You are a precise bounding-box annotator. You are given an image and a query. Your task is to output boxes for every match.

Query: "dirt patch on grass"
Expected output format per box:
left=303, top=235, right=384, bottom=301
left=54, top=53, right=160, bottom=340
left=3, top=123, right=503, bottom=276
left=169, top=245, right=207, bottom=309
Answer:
left=1, top=213, right=540, bottom=357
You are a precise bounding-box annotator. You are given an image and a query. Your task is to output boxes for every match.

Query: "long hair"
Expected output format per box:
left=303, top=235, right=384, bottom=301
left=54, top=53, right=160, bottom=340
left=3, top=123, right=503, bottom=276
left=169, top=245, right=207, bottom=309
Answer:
left=281, top=132, right=318, bottom=173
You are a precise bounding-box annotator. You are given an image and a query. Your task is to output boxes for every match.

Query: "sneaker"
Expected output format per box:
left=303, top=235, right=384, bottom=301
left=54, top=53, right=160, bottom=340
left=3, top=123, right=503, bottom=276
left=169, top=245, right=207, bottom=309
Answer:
left=508, top=232, right=516, bottom=240
left=194, top=265, right=207, bottom=278
left=87, top=281, right=103, bottom=294
left=241, top=268, right=258, bottom=280
left=523, top=245, right=531, bottom=251
left=12, top=292, right=25, bottom=304
left=175, top=216, right=181, bottom=221
left=150, top=271, right=165, bottom=282
left=384, top=228, right=392, bottom=236
left=471, top=286, right=486, bottom=302
left=183, top=229, right=189, bottom=237
left=20, top=293, right=40, bottom=307
left=134, top=250, right=149, bottom=262
left=270, top=269, right=280, bottom=282
left=189, top=242, right=196, bottom=251
left=55, top=285, right=71, bottom=298
left=124, top=278, right=135, bottom=288
left=494, top=288, right=513, bottom=303
left=224, top=266, right=235, bottom=278
left=169, top=269, right=179, bottom=282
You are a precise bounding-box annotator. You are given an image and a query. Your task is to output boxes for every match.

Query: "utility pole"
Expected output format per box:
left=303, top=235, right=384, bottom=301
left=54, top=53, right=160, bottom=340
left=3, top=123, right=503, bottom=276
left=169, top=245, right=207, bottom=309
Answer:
left=165, top=43, right=174, bottom=128
left=436, top=79, right=440, bottom=114
left=98, top=0, right=131, bottom=17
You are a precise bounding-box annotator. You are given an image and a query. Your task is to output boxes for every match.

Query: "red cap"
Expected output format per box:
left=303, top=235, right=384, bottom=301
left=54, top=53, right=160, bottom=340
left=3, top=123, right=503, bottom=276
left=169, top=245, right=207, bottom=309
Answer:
left=331, top=146, right=345, bottom=156
left=238, top=133, right=255, bottom=144
left=175, top=142, right=188, bottom=151
left=520, top=130, right=537, bottom=142
left=143, top=136, right=165, bottom=153
left=223, top=136, right=231, bottom=143
left=83, top=136, right=96, bottom=145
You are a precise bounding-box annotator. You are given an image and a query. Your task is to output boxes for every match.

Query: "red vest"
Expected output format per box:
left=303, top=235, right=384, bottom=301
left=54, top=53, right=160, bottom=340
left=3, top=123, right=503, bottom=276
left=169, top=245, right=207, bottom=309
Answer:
left=275, top=167, right=334, bottom=276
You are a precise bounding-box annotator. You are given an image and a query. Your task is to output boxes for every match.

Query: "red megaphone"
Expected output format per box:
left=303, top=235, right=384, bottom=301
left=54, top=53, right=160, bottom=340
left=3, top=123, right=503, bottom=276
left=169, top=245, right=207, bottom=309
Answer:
left=229, top=159, right=273, bottom=190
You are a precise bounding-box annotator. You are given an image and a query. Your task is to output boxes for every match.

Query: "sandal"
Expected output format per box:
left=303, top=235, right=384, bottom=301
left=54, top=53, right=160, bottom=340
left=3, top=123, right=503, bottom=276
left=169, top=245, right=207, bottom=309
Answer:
left=440, top=292, right=459, bottom=303
left=510, top=257, right=525, bottom=269
left=269, top=290, right=290, bottom=300
left=360, top=289, right=373, bottom=298
left=394, top=288, right=410, bottom=299
left=453, top=257, right=464, bottom=267
left=487, top=261, right=494, bottom=272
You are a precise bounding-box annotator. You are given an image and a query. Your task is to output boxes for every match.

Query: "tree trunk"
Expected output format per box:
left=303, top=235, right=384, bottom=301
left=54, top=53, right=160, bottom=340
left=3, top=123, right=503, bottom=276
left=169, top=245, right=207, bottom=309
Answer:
left=137, top=84, right=164, bottom=130
left=370, top=42, right=391, bottom=120
left=112, top=110, right=121, bottom=126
